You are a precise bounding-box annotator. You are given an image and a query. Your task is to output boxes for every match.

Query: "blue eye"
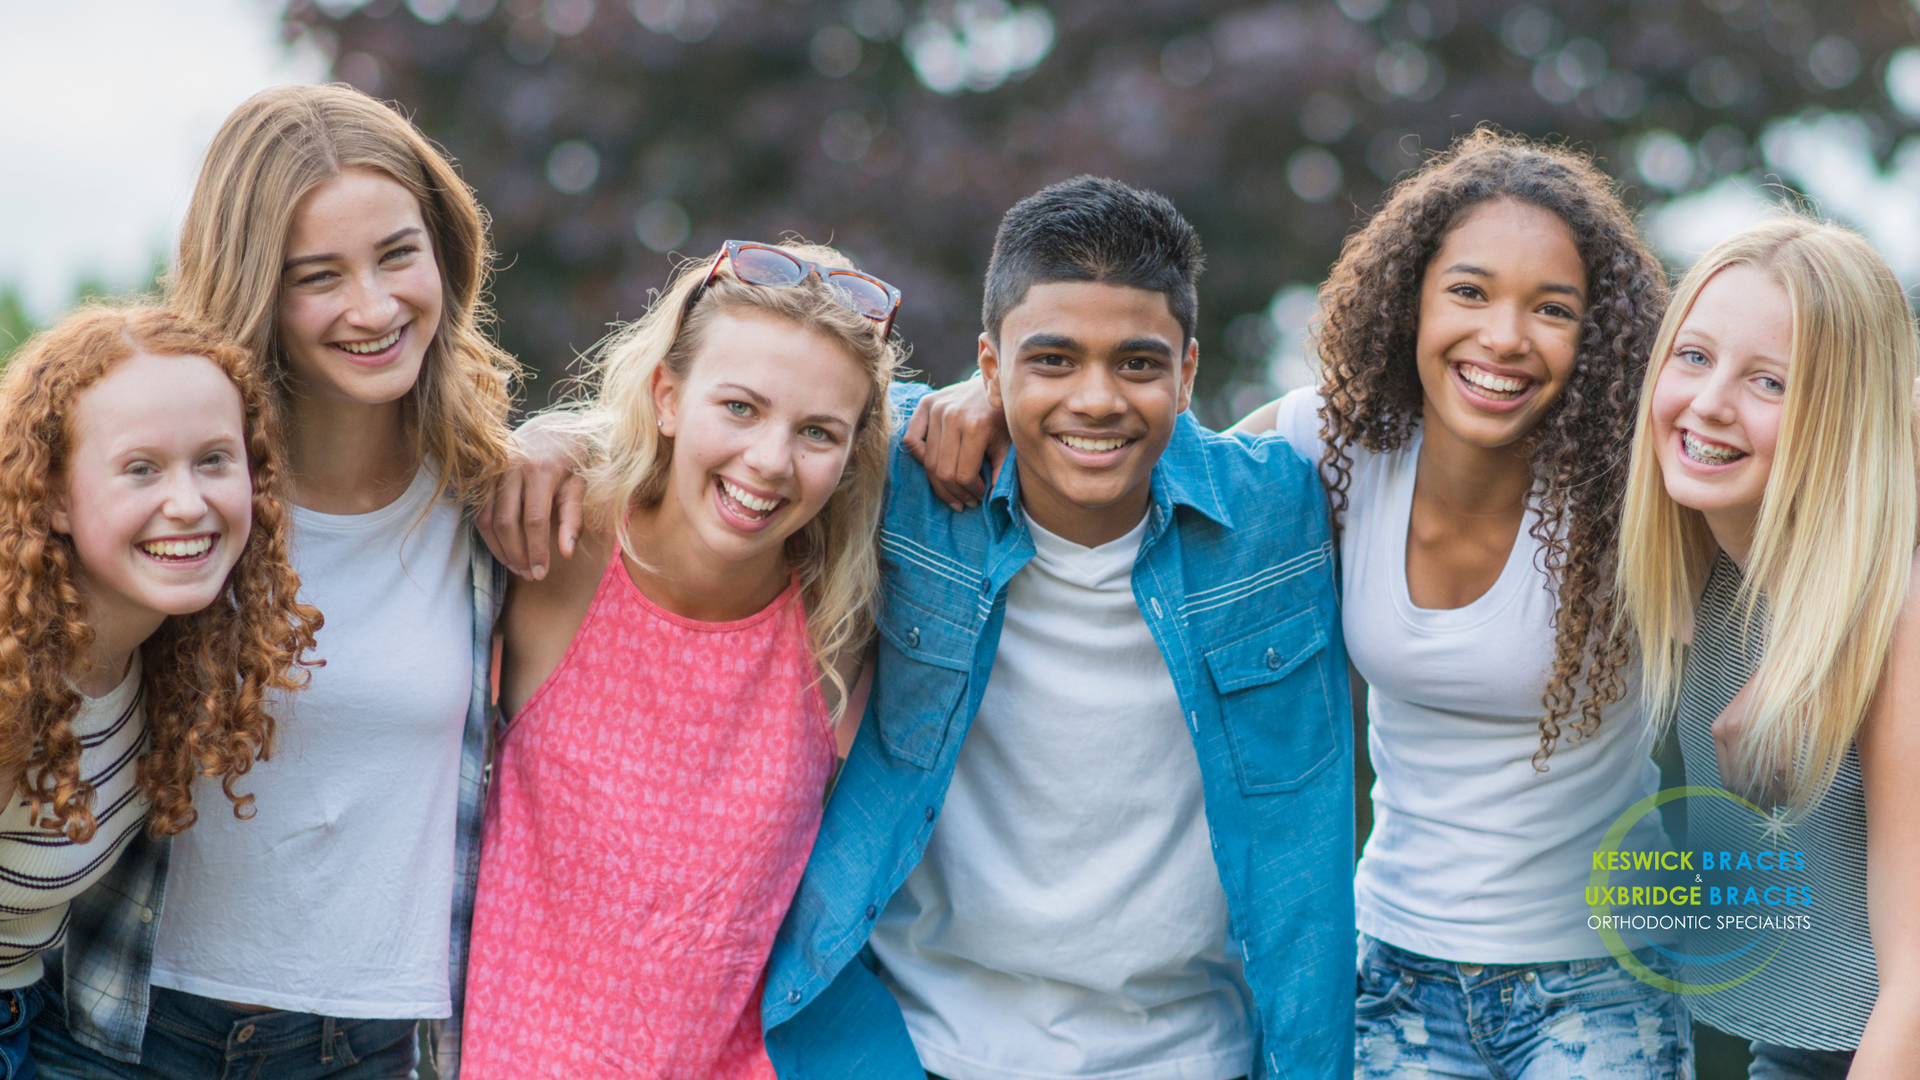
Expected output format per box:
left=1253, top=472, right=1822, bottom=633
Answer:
left=1677, top=348, right=1708, bottom=368
left=1758, top=375, right=1786, bottom=394
left=727, top=401, right=752, bottom=417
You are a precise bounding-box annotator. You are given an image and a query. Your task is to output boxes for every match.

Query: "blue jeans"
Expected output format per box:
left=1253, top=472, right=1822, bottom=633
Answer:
left=1355, top=934, right=1692, bottom=1079
left=0, top=985, right=45, bottom=1080
left=31, top=983, right=418, bottom=1080
left=1746, top=1042, right=1851, bottom=1080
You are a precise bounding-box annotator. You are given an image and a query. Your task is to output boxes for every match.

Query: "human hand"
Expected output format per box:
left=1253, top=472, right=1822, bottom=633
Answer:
left=477, top=415, right=587, bottom=580
left=902, top=375, right=1009, bottom=511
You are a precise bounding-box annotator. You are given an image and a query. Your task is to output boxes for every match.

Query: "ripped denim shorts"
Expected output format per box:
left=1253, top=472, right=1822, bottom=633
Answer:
left=1355, top=933, right=1692, bottom=1080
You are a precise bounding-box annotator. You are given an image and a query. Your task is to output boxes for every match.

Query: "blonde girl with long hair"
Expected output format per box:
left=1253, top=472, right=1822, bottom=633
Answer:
left=1618, top=214, right=1920, bottom=1079
left=34, top=86, right=519, bottom=1080
left=0, top=306, right=317, bottom=1080
left=460, top=240, right=898, bottom=1078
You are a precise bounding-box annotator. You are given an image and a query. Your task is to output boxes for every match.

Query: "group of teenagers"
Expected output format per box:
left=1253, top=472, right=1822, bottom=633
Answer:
left=0, top=78, right=1914, bottom=1080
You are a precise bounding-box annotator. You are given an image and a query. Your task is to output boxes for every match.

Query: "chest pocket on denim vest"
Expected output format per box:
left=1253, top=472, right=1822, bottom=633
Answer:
left=874, top=591, right=974, bottom=770
left=1204, top=604, right=1336, bottom=794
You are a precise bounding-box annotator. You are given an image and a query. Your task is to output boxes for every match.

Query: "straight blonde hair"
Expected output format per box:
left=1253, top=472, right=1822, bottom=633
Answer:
left=555, top=242, right=902, bottom=714
left=170, top=84, right=518, bottom=508
left=1619, top=214, right=1919, bottom=810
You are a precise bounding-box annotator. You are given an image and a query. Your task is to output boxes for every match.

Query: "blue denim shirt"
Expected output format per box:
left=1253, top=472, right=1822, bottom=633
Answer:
left=49, top=534, right=505, bottom=1079
left=763, top=385, right=1355, bottom=1080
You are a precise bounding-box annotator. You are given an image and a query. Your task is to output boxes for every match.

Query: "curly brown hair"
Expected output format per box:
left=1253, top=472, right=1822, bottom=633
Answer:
left=0, top=305, right=321, bottom=840
left=1315, top=127, right=1668, bottom=765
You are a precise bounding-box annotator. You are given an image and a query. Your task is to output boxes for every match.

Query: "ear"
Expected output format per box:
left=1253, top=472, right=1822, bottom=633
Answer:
left=650, top=363, right=682, bottom=438
left=977, top=332, right=1004, bottom=411
left=49, top=485, right=71, bottom=536
left=1176, top=337, right=1199, bottom=415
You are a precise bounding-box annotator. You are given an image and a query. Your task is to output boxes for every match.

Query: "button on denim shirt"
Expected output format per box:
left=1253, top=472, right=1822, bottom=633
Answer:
left=763, top=385, right=1355, bottom=1080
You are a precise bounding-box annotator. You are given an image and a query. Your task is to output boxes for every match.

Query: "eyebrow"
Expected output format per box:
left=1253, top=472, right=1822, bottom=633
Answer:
left=1445, top=262, right=1585, bottom=301
left=1016, top=333, right=1175, bottom=358
left=283, top=226, right=423, bottom=271
left=1017, top=332, right=1081, bottom=353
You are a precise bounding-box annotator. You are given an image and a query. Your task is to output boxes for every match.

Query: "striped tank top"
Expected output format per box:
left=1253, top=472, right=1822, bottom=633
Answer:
left=0, top=654, right=150, bottom=988
left=1676, top=553, right=1873, bottom=1050
left=462, top=548, right=836, bottom=1079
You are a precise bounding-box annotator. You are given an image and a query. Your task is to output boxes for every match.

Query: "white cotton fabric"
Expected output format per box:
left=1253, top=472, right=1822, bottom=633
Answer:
left=870, top=512, right=1254, bottom=1080
left=1272, top=388, right=1668, bottom=963
left=151, top=466, right=473, bottom=1017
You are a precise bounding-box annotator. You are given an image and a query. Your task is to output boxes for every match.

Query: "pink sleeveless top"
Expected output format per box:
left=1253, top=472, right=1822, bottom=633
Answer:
left=463, top=549, right=835, bottom=1079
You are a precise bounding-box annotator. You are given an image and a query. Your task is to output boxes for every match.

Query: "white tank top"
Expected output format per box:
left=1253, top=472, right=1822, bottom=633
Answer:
left=150, top=466, right=474, bottom=1017
left=1273, top=389, right=1668, bottom=963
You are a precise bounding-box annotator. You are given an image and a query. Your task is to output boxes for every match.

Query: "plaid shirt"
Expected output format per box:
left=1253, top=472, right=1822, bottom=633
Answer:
left=55, top=538, right=506, bottom=1078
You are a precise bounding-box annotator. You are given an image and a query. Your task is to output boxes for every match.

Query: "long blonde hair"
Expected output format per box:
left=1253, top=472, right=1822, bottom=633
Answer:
left=170, top=84, right=518, bottom=508
left=1619, top=215, right=1919, bottom=810
left=559, top=242, right=901, bottom=714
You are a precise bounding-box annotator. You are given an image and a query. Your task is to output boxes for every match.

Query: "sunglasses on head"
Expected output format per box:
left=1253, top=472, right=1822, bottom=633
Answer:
left=687, top=240, right=903, bottom=339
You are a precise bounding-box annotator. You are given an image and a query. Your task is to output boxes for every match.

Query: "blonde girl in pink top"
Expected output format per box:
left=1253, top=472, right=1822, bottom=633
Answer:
left=463, top=240, right=902, bottom=1079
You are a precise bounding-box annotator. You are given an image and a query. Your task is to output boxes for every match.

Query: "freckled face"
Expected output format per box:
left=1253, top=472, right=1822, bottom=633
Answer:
left=651, top=312, right=872, bottom=574
left=276, top=167, right=444, bottom=409
left=1415, top=198, right=1588, bottom=449
left=52, top=352, right=254, bottom=635
left=1648, top=264, right=1793, bottom=549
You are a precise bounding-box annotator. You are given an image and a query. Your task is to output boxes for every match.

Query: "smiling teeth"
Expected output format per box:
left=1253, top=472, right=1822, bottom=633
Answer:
left=1059, top=435, right=1129, bottom=452
left=720, top=478, right=780, bottom=515
left=1682, top=430, right=1746, bottom=466
left=1459, top=365, right=1529, bottom=397
left=139, top=536, right=212, bottom=559
left=338, top=328, right=402, bottom=355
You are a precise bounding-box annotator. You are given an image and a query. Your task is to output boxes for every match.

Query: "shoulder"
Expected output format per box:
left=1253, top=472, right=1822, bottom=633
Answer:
left=503, top=523, right=614, bottom=632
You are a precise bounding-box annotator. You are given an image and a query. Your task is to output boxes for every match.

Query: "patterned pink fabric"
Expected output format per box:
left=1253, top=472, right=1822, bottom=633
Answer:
left=463, top=548, right=835, bottom=1079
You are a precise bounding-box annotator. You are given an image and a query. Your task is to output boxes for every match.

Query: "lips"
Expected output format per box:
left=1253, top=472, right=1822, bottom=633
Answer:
left=1051, top=432, right=1137, bottom=462
left=714, top=476, right=787, bottom=528
left=329, top=324, right=407, bottom=364
left=137, top=534, right=216, bottom=563
left=1680, top=428, right=1747, bottom=466
left=1452, top=361, right=1536, bottom=405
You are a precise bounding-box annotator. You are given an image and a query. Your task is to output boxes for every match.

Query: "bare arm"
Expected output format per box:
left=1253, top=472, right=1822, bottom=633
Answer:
left=1228, top=397, right=1283, bottom=435
left=1850, top=553, right=1920, bottom=1079
left=478, top=414, right=588, bottom=582
left=496, top=522, right=614, bottom=719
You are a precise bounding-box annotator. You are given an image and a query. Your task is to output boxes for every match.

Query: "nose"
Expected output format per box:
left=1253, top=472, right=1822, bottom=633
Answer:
left=1477, top=300, right=1532, bottom=359
left=1063, top=364, right=1128, bottom=422
left=739, top=422, right=796, bottom=483
left=160, top=463, right=211, bottom=525
left=342, top=268, right=403, bottom=332
left=1689, top=366, right=1739, bottom=425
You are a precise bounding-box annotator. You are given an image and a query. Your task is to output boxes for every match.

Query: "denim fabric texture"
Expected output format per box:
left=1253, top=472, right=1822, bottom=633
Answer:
left=33, top=984, right=417, bottom=1080
left=1, top=984, right=44, bottom=1080
left=1743, top=1042, right=1852, bottom=1080
left=43, top=535, right=504, bottom=1078
left=763, top=384, right=1355, bottom=1080
left=1354, top=934, right=1693, bottom=1080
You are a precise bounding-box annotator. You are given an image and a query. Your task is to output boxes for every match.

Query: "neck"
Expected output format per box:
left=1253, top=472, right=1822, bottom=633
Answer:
left=1704, top=506, right=1760, bottom=570
left=284, top=386, right=418, bottom=514
left=622, top=499, right=791, bottom=623
left=1413, top=399, right=1536, bottom=516
left=70, top=576, right=163, bottom=698
left=1015, top=464, right=1150, bottom=548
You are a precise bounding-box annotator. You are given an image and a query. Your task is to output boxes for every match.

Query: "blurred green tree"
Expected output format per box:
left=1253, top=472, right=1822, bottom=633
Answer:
left=283, top=0, right=1919, bottom=421
left=0, top=287, right=31, bottom=366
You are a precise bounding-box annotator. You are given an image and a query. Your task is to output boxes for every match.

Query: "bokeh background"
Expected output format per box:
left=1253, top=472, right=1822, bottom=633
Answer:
left=7, top=1, right=1920, bottom=1074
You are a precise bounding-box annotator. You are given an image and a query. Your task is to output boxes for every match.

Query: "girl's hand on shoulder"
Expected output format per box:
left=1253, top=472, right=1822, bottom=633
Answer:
left=480, top=414, right=587, bottom=581
left=903, top=375, right=1008, bottom=512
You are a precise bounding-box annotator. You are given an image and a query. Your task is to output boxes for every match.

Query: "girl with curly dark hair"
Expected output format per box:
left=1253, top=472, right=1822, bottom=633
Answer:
left=1233, top=127, right=1684, bottom=1076
left=0, top=304, right=317, bottom=1074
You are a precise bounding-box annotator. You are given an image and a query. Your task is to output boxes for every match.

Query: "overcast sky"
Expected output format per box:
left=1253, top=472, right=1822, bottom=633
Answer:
left=0, top=0, right=324, bottom=317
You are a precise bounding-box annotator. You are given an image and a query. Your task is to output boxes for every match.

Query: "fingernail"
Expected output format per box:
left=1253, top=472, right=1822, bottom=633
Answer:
left=949, top=503, right=962, bottom=513
left=534, top=566, right=547, bottom=581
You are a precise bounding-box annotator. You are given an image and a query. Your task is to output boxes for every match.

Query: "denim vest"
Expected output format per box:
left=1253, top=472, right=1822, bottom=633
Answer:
left=763, top=386, right=1355, bottom=1080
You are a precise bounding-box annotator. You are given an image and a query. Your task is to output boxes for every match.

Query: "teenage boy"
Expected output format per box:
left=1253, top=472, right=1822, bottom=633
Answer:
left=760, top=177, right=1353, bottom=1080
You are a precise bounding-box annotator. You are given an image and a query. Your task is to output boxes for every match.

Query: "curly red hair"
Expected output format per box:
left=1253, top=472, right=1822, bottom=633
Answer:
left=0, top=305, right=320, bottom=841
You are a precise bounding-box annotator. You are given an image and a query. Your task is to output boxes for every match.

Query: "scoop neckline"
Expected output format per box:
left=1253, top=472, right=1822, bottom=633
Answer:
left=1386, top=429, right=1539, bottom=633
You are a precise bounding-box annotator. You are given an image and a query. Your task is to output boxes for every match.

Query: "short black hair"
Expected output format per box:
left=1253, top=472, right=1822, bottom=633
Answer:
left=982, top=176, right=1205, bottom=347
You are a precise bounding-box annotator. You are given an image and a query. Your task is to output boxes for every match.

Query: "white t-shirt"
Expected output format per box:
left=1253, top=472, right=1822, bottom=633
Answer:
left=151, top=466, right=474, bottom=1017
left=1272, top=389, right=1668, bottom=963
left=869, top=512, right=1253, bottom=1080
